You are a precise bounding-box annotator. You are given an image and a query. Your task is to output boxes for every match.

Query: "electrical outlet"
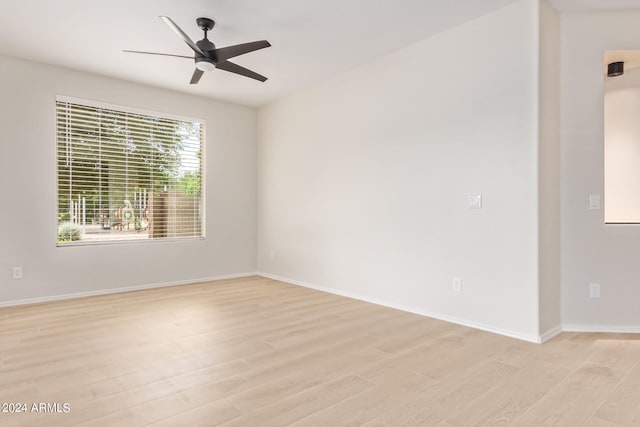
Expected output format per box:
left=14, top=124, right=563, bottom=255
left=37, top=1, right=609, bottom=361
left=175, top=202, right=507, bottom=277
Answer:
left=468, top=194, right=482, bottom=209
left=452, top=277, right=462, bottom=294
left=589, top=195, right=601, bottom=210
left=589, top=282, right=601, bottom=298
left=12, top=266, right=23, bottom=280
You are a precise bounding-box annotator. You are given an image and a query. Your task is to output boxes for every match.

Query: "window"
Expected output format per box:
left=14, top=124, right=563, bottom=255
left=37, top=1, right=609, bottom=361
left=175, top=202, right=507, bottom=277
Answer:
left=56, top=97, right=204, bottom=245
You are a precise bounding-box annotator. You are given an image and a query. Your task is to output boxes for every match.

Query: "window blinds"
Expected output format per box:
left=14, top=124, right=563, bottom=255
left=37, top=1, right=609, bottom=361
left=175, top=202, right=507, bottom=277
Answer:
left=56, top=98, right=204, bottom=245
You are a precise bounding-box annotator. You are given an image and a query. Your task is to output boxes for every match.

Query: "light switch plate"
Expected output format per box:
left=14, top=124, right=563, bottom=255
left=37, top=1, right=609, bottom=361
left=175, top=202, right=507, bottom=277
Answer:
left=589, top=282, right=601, bottom=298
left=452, top=277, right=462, bottom=294
left=468, top=194, right=482, bottom=209
left=589, top=195, right=601, bottom=210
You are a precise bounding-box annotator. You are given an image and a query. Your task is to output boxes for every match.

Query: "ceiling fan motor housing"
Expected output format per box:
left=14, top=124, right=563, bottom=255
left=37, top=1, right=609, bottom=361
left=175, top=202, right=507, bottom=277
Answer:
left=196, top=38, right=216, bottom=52
left=195, top=37, right=216, bottom=71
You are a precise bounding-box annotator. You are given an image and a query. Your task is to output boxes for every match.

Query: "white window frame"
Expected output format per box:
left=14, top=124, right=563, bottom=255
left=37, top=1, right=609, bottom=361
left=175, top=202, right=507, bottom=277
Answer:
left=55, top=95, right=206, bottom=246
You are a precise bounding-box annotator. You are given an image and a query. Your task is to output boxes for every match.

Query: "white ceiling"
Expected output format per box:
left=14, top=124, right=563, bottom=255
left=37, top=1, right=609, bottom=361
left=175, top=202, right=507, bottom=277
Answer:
left=1, top=1, right=640, bottom=107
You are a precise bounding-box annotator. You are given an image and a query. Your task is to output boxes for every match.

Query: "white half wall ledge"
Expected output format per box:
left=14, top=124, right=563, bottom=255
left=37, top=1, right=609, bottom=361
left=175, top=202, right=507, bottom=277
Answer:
left=0, top=272, right=259, bottom=308
left=258, top=272, right=547, bottom=344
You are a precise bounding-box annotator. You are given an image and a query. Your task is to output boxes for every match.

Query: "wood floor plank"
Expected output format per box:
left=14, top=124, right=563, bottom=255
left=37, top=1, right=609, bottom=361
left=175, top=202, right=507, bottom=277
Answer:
left=370, top=314, right=456, bottom=355
left=512, top=363, right=626, bottom=426
left=361, top=359, right=519, bottom=427
left=444, top=359, right=572, bottom=426
left=145, top=399, right=242, bottom=427
left=587, top=337, right=640, bottom=373
left=494, top=332, right=602, bottom=370
left=75, top=389, right=242, bottom=427
left=594, top=361, right=640, bottom=426
left=291, top=368, right=437, bottom=426
left=583, top=416, right=624, bottom=427
left=220, top=375, right=373, bottom=427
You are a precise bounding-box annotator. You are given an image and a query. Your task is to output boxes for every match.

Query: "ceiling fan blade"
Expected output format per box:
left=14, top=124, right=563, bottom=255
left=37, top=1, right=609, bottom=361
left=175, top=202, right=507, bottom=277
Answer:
left=214, top=41, right=271, bottom=62
left=123, top=50, right=194, bottom=59
left=160, top=16, right=205, bottom=56
left=190, top=68, right=204, bottom=85
left=215, top=61, right=267, bottom=82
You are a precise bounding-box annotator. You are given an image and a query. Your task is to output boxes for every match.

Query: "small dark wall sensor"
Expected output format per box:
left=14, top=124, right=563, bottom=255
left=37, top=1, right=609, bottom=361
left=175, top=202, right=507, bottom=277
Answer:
left=608, top=61, right=624, bottom=77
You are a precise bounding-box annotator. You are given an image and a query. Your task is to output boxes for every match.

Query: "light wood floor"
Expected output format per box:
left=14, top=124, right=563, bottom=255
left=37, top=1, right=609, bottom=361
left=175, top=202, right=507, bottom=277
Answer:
left=1, top=276, right=639, bottom=426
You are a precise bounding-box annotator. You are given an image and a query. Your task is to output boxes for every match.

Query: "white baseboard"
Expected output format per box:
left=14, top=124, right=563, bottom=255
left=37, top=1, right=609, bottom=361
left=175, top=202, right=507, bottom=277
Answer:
left=258, top=272, right=543, bottom=344
left=0, top=272, right=258, bottom=308
left=539, top=325, right=563, bottom=343
left=563, top=324, right=640, bottom=333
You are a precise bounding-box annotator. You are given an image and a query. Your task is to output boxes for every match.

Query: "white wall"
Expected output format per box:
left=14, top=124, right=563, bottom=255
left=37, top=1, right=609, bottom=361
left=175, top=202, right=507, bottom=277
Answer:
left=538, top=0, right=562, bottom=335
left=561, top=11, right=640, bottom=330
left=0, top=56, right=257, bottom=304
left=258, top=0, right=542, bottom=340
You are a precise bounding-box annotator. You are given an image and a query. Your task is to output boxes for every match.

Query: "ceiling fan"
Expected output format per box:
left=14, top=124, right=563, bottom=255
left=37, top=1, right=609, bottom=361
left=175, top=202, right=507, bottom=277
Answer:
left=125, top=16, right=271, bottom=84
